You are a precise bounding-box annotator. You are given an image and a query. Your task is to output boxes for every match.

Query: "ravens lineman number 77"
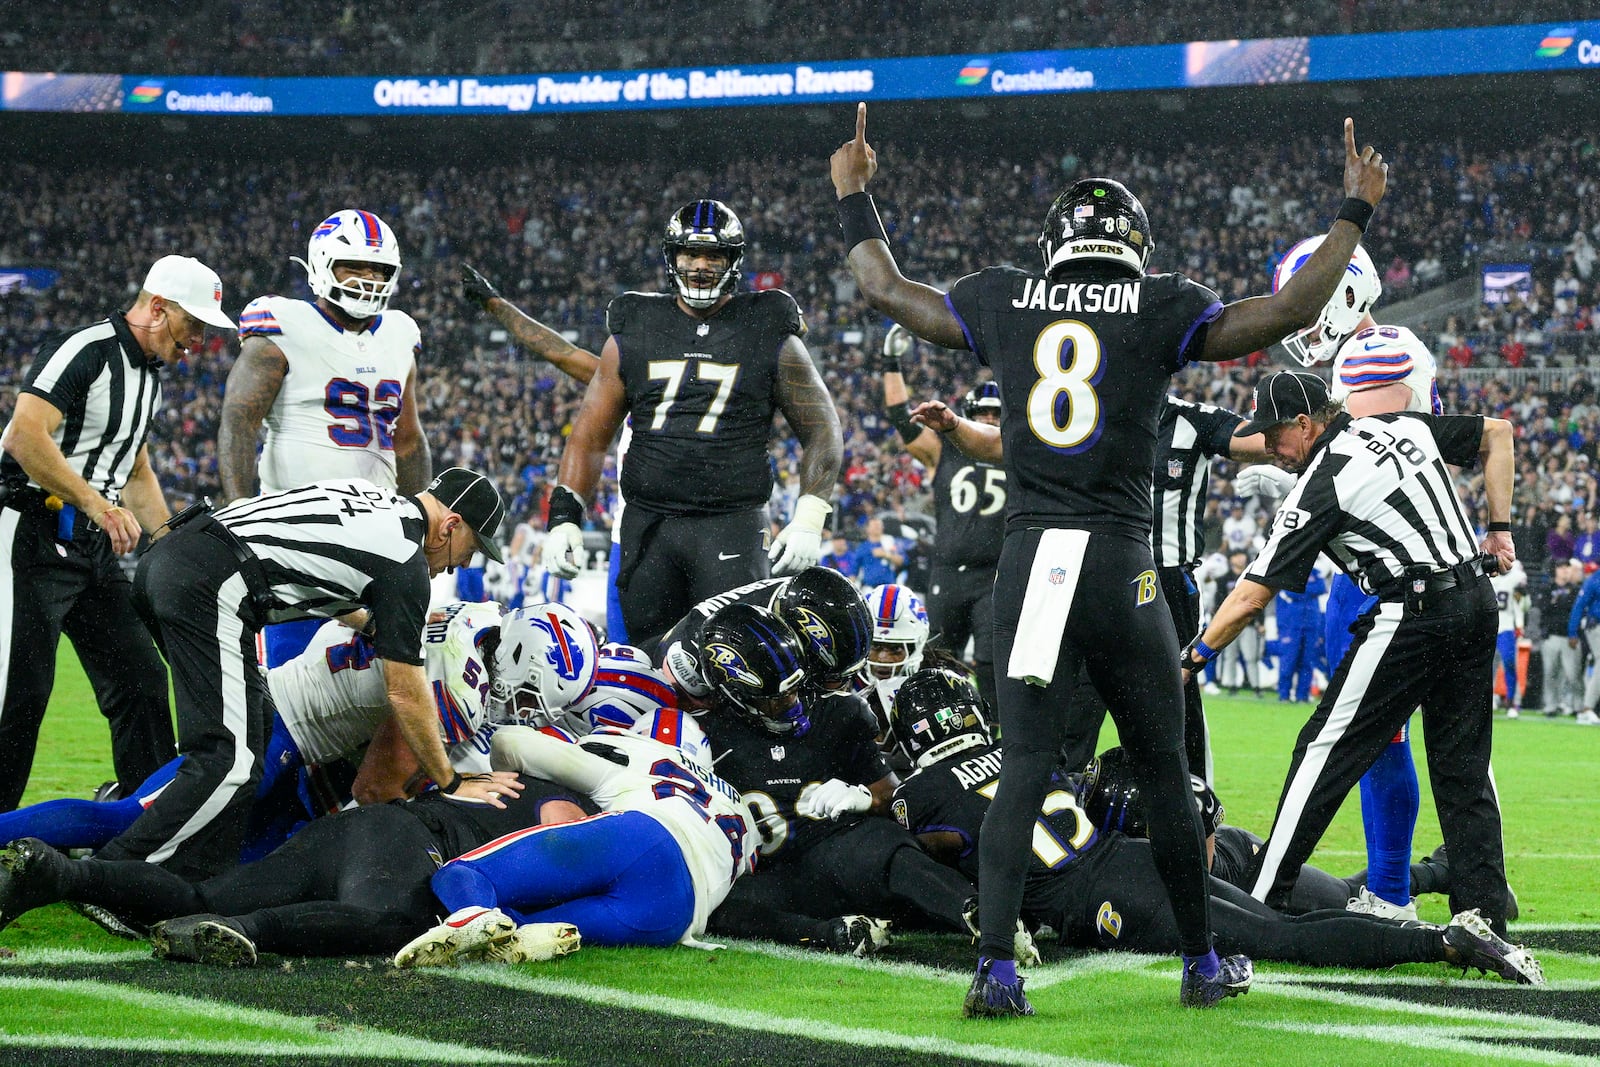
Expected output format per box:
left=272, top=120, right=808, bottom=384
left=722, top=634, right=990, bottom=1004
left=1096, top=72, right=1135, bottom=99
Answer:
left=831, top=101, right=1389, bottom=1014
left=543, top=200, right=843, bottom=649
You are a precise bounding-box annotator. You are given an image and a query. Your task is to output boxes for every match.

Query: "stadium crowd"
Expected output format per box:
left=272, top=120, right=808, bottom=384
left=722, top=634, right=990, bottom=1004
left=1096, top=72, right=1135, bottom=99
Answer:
left=3, top=0, right=1584, bottom=78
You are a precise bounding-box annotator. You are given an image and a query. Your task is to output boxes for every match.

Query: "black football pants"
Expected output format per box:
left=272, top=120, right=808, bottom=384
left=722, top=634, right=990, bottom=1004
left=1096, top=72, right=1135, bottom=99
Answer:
left=927, top=561, right=997, bottom=704
left=617, top=506, right=769, bottom=648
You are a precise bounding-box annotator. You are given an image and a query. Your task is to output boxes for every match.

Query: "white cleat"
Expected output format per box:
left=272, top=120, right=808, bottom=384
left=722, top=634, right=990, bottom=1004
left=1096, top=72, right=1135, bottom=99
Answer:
left=394, top=906, right=517, bottom=968
left=1443, top=908, right=1545, bottom=985
left=480, top=922, right=581, bottom=964
left=1346, top=885, right=1418, bottom=922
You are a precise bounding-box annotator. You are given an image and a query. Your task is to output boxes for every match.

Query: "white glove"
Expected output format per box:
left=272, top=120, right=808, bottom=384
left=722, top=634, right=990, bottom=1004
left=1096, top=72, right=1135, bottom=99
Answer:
left=1233, top=464, right=1298, bottom=499
left=883, top=323, right=913, bottom=359
left=544, top=522, right=586, bottom=579
left=768, top=494, right=831, bottom=576
left=799, top=778, right=873, bottom=821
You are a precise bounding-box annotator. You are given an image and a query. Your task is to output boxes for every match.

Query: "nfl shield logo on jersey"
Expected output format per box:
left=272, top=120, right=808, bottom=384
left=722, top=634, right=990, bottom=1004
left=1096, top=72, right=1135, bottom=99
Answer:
left=1168, top=458, right=1184, bottom=478
left=1049, top=567, right=1067, bottom=586
left=770, top=744, right=786, bottom=761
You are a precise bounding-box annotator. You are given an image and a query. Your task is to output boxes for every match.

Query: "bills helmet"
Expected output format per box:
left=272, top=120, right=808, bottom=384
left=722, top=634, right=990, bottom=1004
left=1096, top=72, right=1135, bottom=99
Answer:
left=293, top=209, right=402, bottom=319
left=698, top=603, right=809, bottom=735
left=488, top=603, right=599, bottom=726
left=887, top=668, right=991, bottom=769
left=775, top=566, right=872, bottom=689
left=663, top=199, right=744, bottom=309
left=962, top=381, right=1002, bottom=422
left=1080, top=747, right=1223, bottom=837
left=558, top=653, right=680, bottom=736
left=861, top=584, right=930, bottom=682
left=1038, top=178, right=1153, bottom=278
left=1272, top=235, right=1381, bottom=366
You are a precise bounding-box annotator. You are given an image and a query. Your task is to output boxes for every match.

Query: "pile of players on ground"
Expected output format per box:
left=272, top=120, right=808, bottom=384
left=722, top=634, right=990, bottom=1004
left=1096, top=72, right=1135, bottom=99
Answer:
left=0, top=568, right=1543, bottom=988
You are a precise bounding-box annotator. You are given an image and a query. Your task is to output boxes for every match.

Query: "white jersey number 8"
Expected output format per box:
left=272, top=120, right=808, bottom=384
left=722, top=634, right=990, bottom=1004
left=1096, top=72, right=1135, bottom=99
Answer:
left=1026, top=319, right=1102, bottom=452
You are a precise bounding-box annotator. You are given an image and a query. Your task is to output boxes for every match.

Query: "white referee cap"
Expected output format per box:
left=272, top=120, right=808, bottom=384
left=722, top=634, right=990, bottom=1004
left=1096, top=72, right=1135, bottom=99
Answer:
left=143, top=255, right=238, bottom=330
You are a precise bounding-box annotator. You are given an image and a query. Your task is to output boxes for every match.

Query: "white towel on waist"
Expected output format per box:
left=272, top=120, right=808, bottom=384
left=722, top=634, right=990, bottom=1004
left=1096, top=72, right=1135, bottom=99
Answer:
left=1006, top=528, right=1089, bottom=687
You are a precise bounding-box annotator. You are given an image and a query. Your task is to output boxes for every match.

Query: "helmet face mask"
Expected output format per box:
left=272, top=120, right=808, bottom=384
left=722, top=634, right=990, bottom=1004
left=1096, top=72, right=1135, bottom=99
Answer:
left=1038, top=178, right=1153, bottom=278
left=293, top=209, right=403, bottom=319
left=488, top=604, right=599, bottom=727
left=860, top=585, right=929, bottom=683
left=663, top=200, right=745, bottom=309
left=1272, top=236, right=1381, bottom=366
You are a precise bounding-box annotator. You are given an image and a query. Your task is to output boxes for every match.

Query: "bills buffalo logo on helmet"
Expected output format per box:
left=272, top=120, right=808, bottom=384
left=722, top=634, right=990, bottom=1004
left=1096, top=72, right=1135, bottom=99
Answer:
left=706, top=643, right=763, bottom=688
left=531, top=613, right=588, bottom=682
left=790, top=606, right=837, bottom=668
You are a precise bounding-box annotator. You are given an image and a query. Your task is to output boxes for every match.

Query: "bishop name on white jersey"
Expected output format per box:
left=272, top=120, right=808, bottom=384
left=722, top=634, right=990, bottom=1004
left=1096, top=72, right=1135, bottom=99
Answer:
left=238, top=295, right=421, bottom=494
left=266, top=602, right=501, bottom=771
left=1331, top=324, right=1442, bottom=416
left=490, top=715, right=756, bottom=943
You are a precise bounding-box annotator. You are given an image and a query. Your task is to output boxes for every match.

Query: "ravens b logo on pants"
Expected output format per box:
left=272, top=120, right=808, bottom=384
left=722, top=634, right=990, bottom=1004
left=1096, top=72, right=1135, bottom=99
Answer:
left=1130, top=570, right=1158, bottom=606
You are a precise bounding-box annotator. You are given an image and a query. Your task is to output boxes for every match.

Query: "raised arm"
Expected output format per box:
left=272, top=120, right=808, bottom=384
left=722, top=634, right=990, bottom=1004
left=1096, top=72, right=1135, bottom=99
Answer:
left=831, top=103, right=969, bottom=350
left=555, top=337, right=629, bottom=502
left=880, top=325, right=941, bottom=467
left=1198, top=119, right=1389, bottom=362
left=462, top=264, right=600, bottom=384
left=218, top=335, right=288, bottom=503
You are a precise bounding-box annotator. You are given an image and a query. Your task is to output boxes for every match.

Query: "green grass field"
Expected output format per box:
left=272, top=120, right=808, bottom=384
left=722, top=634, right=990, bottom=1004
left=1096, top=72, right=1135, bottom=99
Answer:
left=3, top=650, right=1599, bottom=1066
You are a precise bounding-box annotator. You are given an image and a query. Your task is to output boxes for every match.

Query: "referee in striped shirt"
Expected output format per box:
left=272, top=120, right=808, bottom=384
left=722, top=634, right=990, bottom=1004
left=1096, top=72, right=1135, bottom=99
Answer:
left=95, top=468, right=523, bottom=879
left=1183, top=370, right=1517, bottom=934
left=0, top=255, right=236, bottom=812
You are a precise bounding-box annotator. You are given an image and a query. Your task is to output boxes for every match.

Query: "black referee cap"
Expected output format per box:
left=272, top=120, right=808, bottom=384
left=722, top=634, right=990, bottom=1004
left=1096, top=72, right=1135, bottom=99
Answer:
left=1236, top=371, right=1329, bottom=436
left=426, top=467, right=506, bottom=563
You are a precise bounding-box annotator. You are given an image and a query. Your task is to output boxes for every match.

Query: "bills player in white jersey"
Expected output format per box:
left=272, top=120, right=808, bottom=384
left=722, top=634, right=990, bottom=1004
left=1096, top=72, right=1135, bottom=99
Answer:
left=1490, top=560, right=1527, bottom=717
left=393, top=708, right=756, bottom=965
left=220, top=210, right=433, bottom=666
left=1237, top=235, right=1444, bottom=922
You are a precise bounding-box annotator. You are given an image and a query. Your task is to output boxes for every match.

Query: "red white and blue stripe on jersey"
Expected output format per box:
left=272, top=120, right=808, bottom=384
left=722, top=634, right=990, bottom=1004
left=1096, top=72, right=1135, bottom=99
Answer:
left=238, top=299, right=284, bottom=337
left=595, top=665, right=678, bottom=712
left=1339, top=329, right=1412, bottom=388
left=432, top=680, right=475, bottom=745
left=636, top=706, right=692, bottom=748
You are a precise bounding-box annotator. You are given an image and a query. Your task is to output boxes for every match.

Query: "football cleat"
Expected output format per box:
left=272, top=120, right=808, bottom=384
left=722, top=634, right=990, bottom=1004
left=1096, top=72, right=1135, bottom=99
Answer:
left=1576, top=709, right=1599, bottom=725
left=1179, top=953, right=1253, bottom=1008
left=91, top=780, right=123, bottom=803
left=961, top=896, right=1042, bottom=967
left=479, top=922, right=581, bottom=965
left=962, top=959, right=1034, bottom=1018
left=1442, top=909, right=1545, bottom=985
left=70, top=901, right=149, bottom=941
left=0, top=838, right=70, bottom=932
left=150, top=914, right=257, bottom=967
left=815, top=915, right=893, bottom=957
left=1347, top=885, right=1418, bottom=922
left=394, top=906, right=517, bottom=968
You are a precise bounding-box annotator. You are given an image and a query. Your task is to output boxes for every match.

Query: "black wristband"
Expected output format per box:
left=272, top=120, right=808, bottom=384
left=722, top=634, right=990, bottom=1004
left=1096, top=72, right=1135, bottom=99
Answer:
left=837, top=192, right=888, bottom=251
left=1335, top=197, right=1375, bottom=233
left=887, top=403, right=921, bottom=444
left=441, top=772, right=464, bottom=795
left=1486, top=521, right=1512, bottom=533
left=881, top=352, right=901, bottom=373
left=547, top=485, right=584, bottom=530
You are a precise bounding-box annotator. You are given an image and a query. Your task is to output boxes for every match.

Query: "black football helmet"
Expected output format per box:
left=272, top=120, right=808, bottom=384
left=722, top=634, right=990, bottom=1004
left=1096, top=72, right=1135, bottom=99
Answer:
left=663, top=199, right=744, bottom=308
left=962, top=381, right=1002, bottom=422
left=887, top=667, right=991, bottom=768
left=1079, top=747, right=1223, bottom=837
left=1038, top=178, right=1153, bottom=278
left=775, top=567, right=872, bottom=689
left=697, top=602, right=809, bottom=735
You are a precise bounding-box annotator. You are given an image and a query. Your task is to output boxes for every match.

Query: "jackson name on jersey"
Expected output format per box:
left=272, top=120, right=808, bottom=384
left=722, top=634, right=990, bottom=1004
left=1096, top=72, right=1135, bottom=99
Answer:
left=238, top=295, right=421, bottom=494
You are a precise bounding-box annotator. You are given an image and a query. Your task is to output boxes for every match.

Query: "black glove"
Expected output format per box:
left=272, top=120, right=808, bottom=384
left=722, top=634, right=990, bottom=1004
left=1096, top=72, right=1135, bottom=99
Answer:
left=461, top=263, right=501, bottom=308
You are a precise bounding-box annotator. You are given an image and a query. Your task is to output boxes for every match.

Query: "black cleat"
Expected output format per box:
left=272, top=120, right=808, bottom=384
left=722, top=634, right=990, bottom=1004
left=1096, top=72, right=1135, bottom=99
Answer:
left=1442, top=909, right=1544, bottom=985
left=962, top=958, right=1034, bottom=1018
left=150, top=914, right=257, bottom=967
left=810, top=915, right=892, bottom=957
left=1179, top=953, right=1253, bottom=1008
left=91, top=780, right=123, bottom=804
left=0, top=838, right=70, bottom=932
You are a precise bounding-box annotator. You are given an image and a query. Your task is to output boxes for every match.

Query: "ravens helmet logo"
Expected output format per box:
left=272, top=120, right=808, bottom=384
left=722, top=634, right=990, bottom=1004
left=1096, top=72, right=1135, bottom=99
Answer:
left=705, top=642, right=762, bottom=688
left=790, top=607, right=837, bottom=668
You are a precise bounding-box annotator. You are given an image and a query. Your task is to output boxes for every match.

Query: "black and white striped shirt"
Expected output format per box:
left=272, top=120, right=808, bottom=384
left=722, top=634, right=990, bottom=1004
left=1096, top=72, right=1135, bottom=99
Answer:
left=1152, top=395, right=1242, bottom=569
left=1247, top=411, right=1484, bottom=595
left=216, top=479, right=430, bottom=664
left=1, top=314, right=162, bottom=496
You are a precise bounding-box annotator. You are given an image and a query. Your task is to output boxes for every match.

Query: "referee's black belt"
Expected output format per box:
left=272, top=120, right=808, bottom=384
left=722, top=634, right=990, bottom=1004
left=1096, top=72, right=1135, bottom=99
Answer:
left=0, top=481, right=109, bottom=542
left=1374, top=558, right=1487, bottom=602
left=193, top=515, right=283, bottom=620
